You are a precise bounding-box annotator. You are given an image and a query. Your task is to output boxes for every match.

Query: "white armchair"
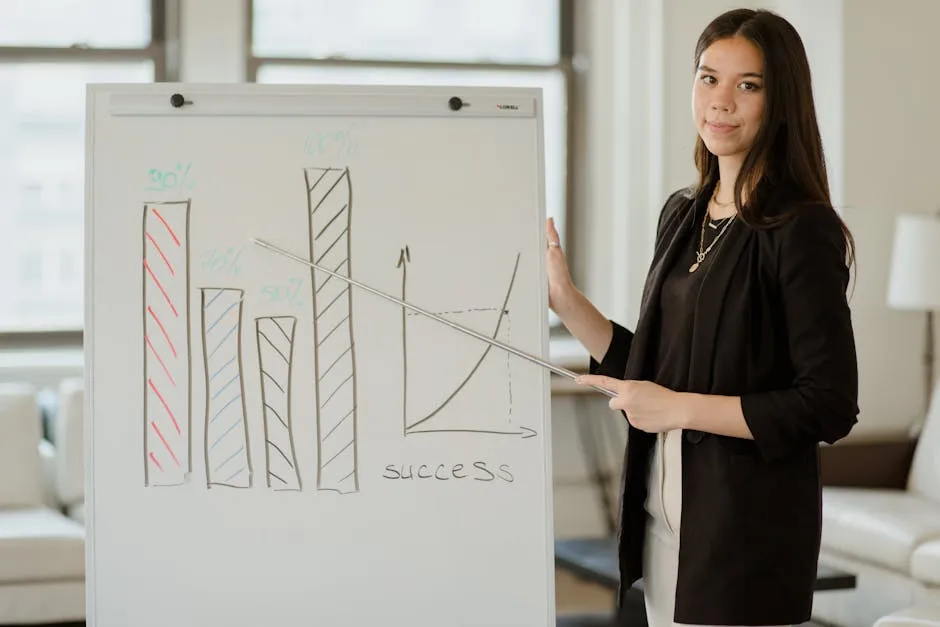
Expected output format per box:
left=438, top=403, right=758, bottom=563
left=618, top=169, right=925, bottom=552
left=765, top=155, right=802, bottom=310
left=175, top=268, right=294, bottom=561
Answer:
left=813, top=384, right=940, bottom=627
left=53, top=377, right=85, bottom=523
left=0, top=382, right=85, bottom=624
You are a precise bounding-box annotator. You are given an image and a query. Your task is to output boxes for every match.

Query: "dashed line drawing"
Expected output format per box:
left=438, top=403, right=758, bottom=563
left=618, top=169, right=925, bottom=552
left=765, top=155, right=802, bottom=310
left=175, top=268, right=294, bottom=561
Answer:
left=505, top=311, right=514, bottom=425
left=201, top=288, right=252, bottom=489
left=256, top=316, right=301, bottom=491
left=142, top=200, right=192, bottom=486
left=305, top=166, right=359, bottom=494
left=399, top=248, right=535, bottom=439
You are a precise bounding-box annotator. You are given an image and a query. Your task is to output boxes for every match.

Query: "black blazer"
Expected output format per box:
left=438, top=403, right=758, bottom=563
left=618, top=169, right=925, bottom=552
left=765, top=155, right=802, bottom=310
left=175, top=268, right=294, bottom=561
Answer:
left=591, top=182, right=859, bottom=625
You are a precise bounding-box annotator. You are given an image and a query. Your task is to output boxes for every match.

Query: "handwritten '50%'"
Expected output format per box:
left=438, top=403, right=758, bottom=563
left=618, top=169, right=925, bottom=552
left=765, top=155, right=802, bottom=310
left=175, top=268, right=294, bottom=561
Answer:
left=259, top=277, right=305, bottom=309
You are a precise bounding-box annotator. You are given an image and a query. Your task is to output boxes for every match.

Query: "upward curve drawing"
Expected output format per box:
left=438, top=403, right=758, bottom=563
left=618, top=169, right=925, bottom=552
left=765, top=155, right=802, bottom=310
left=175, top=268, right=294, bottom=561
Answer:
left=399, top=248, right=536, bottom=439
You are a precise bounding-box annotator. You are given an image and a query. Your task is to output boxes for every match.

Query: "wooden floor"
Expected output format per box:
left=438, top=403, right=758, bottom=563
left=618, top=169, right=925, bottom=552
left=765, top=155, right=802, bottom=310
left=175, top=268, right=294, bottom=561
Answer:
left=556, top=566, right=618, bottom=613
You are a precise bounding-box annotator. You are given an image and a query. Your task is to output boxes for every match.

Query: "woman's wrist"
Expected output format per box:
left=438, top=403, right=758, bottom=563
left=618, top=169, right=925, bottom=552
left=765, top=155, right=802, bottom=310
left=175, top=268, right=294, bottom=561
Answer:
left=551, top=282, right=581, bottom=319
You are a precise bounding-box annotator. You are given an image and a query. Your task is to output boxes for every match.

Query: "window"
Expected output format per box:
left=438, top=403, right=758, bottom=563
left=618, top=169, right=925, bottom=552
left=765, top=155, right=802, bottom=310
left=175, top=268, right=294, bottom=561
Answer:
left=0, top=0, right=151, bottom=48
left=250, top=0, right=572, bottom=252
left=0, top=0, right=161, bottom=334
left=18, top=250, right=43, bottom=285
left=252, top=0, right=559, bottom=65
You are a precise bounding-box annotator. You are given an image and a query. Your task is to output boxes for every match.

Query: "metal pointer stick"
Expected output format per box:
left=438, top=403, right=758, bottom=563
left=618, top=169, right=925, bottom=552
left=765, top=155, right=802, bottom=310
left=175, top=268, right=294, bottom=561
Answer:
left=251, top=238, right=617, bottom=398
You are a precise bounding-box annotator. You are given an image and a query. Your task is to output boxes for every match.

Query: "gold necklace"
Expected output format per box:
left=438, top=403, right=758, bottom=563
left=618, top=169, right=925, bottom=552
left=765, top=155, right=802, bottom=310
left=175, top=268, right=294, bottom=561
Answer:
left=689, top=207, right=736, bottom=273
left=712, top=181, right=734, bottom=204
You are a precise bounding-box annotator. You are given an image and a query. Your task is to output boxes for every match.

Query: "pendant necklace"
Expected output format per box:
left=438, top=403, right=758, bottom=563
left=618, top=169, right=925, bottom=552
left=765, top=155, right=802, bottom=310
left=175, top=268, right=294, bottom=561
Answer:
left=689, top=206, right=736, bottom=273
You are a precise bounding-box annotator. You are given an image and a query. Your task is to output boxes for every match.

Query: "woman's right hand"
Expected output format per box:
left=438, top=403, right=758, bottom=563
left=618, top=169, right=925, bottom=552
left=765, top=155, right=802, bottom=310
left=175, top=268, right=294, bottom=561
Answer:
left=546, top=217, right=575, bottom=314
left=544, top=218, right=613, bottom=362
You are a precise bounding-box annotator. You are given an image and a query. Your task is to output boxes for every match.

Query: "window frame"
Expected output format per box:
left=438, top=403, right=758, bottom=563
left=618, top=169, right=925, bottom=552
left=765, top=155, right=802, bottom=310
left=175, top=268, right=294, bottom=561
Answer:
left=0, top=0, right=174, bottom=349
left=246, top=0, right=578, bottom=335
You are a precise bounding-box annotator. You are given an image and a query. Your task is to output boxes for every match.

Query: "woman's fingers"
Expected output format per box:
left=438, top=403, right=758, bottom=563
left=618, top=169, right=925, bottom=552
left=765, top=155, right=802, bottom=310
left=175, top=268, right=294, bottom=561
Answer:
left=575, top=375, right=622, bottom=395
left=546, top=218, right=561, bottom=249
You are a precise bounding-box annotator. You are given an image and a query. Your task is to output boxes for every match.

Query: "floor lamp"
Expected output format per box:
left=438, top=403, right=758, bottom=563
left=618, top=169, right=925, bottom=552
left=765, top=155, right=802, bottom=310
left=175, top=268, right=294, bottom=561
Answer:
left=887, top=212, right=940, bottom=427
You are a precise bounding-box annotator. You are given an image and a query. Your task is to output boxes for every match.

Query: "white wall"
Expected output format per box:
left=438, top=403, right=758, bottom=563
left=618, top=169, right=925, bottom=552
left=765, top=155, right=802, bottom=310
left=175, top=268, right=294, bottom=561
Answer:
left=840, top=0, right=940, bottom=438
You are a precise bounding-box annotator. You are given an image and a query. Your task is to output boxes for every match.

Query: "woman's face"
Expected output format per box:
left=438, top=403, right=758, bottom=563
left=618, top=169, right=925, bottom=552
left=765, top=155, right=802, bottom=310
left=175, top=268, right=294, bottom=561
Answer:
left=692, top=36, right=766, bottom=162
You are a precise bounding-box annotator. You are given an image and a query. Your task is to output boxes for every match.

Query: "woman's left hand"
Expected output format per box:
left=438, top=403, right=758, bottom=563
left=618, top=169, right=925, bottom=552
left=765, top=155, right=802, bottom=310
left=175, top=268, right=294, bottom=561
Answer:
left=575, top=375, right=691, bottom=433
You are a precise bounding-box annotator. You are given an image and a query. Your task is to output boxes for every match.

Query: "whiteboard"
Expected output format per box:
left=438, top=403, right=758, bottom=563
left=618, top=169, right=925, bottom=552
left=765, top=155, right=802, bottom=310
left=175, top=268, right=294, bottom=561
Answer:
left=84, top=83, right=555, bottom=627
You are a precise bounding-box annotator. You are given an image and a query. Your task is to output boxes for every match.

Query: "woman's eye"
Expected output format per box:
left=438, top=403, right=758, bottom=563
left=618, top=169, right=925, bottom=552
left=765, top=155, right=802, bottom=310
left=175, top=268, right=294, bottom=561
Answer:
left=700, top=75, right=716, bottom=85
left=740, top=81, right=762, bottom=91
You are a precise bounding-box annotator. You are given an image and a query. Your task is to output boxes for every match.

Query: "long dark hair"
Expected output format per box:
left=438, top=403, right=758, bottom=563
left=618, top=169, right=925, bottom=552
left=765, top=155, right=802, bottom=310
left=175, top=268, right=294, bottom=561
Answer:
left=693, top=9, right=855, bottom=267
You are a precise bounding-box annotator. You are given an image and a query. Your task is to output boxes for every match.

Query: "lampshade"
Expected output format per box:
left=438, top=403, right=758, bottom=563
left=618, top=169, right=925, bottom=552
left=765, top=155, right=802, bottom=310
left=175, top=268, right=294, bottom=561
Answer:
left=887, top=213, right=940, bottom=311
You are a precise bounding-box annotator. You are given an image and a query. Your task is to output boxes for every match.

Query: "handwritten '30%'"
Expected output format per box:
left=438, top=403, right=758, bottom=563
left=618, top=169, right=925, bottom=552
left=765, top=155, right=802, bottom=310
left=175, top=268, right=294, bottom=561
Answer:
left=146, top=162, right=196, bottom=192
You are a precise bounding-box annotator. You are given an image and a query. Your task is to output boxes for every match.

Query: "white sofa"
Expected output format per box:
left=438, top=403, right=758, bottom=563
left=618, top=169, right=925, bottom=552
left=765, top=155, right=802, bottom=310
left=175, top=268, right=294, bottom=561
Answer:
left=0, top=382, right=85, bottom=624
left=51, top=378, right=85, bottom=524
left=874, top=603, right=940, bottom=627
left=813, top=384, right=940, bottom=627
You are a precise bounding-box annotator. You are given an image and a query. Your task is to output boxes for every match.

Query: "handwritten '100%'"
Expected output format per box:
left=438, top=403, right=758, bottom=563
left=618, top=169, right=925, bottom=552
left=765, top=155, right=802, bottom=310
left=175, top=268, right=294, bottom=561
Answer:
left=304, top=126, right=357, bottom=158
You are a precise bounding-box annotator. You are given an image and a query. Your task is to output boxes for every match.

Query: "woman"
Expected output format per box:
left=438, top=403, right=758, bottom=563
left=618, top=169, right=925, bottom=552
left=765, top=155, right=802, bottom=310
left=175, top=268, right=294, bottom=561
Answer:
left=547, top=8, right=859, bottom=627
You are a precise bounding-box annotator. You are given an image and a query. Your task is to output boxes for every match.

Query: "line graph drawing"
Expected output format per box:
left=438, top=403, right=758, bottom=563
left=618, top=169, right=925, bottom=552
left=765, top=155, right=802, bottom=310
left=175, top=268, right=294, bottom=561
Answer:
left=399, top=248, right=536, bottom=439
left=142, top=200, right=192, bottom=486
left=256, top=316, right=302, bottom=491
left=305, top=166, right=359, bottom=494
left=201, top=288, right=252, bottom=489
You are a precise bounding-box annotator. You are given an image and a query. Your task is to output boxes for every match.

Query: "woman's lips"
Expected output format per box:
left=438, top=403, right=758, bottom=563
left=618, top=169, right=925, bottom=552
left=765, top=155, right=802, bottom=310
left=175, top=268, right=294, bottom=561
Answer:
left=707, top=122, right=738, bottom=134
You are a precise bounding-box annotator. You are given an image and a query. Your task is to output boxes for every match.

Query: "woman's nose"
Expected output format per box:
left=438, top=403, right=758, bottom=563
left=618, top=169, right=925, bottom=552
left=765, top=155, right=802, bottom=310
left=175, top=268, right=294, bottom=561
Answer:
left=710, top=93, right=733, bottom=112
left=710, top=84, right=735, bottom=112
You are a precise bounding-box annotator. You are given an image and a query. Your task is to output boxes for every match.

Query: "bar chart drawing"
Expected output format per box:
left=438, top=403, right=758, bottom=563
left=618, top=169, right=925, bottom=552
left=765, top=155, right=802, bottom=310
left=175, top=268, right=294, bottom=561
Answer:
left=201, top=288, right=252, bottom=489
left=256, top=315, right=302, bottom=491
left=142, top=200, right=192, bottom=487
left=401, top=251, right=534, bottom=439
left=305, top=166, right=359, bottom=494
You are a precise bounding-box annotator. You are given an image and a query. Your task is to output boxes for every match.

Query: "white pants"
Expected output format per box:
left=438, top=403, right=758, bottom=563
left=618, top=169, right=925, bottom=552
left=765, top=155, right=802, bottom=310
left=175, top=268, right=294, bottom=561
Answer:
left=642, top=430, right=790, bottom=627
left=643, top=429, right=684, bottom=627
